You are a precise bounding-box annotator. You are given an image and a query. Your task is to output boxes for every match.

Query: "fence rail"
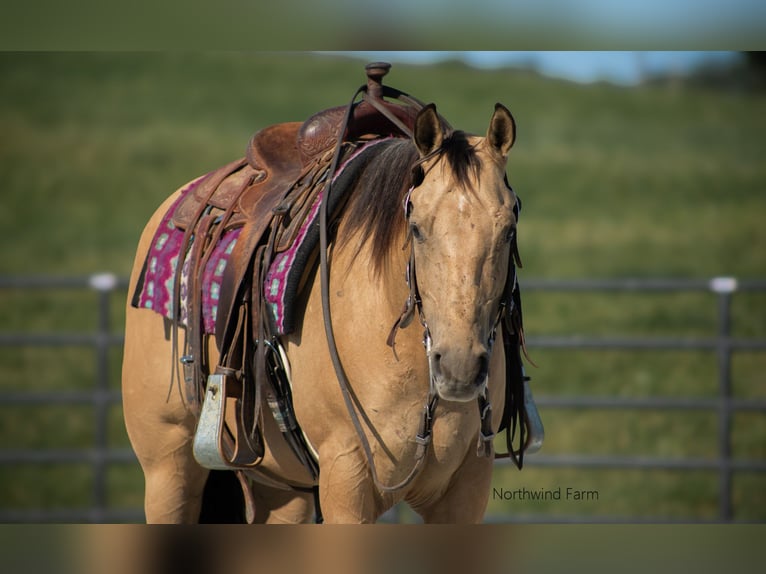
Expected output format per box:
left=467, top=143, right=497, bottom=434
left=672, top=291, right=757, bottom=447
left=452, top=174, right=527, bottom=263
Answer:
left=0, top=274, right=764, bottom=523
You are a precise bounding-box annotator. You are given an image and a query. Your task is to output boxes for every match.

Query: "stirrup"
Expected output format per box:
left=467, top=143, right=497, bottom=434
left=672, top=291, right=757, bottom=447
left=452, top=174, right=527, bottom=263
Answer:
left=193, top=372, right=263, bottom=470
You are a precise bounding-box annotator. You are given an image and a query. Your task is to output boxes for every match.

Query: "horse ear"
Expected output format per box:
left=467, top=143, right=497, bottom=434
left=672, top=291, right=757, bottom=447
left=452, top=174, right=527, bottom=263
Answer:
left=487, top=103, right=516, bottom=157
left=413, top=103, right=444, bottom=157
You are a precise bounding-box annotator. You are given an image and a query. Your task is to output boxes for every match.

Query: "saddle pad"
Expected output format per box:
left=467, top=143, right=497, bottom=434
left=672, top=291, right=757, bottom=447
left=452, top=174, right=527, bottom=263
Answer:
left=131, top=175, right=242, bottom=334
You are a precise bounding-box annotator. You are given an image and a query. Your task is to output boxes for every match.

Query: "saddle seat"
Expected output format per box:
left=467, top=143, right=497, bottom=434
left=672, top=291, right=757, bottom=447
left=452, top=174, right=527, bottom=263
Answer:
left=247, top=121, right=304, bottom=177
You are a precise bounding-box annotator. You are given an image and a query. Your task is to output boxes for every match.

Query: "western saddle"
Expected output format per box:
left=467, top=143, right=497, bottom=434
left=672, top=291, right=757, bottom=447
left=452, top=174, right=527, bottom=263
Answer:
left=168, top=63, right=428, bottom=486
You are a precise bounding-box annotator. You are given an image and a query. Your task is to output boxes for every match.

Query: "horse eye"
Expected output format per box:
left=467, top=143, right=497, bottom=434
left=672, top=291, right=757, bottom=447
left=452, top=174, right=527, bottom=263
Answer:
left=410, top=223, right=425, bottom=243
left=505, top=225, right=517, bottom=243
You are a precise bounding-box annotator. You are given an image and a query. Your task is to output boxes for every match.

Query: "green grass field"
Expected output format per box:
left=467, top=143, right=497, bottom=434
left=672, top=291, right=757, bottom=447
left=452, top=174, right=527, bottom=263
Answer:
left=0, top=52, right=764, bottom=522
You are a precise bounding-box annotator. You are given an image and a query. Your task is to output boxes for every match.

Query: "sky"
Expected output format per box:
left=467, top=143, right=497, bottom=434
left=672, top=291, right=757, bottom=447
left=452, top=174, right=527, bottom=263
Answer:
left=343, top=52, right=743, bottom=86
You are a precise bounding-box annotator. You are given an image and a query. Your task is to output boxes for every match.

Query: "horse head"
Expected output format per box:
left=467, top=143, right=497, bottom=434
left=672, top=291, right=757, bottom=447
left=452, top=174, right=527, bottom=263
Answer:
left=406, top=103, right=518, bottom=402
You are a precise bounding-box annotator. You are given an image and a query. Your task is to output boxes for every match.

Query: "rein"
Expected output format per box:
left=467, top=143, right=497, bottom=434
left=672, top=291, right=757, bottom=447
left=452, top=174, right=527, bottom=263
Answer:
left=318, top=64, right=530, bottom=495
left=318, top=65, right=436, bottom=493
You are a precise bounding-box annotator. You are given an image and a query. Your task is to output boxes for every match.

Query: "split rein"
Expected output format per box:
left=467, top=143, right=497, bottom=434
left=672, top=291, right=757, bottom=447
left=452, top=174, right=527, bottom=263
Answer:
left=318, top=82, right=435, bottom=493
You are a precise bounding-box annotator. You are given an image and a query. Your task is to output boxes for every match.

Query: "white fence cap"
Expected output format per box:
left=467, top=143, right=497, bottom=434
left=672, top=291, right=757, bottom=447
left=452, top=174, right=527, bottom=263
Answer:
left=89, top=273, right=118, bottom=292
left=709, top=276, right=738, bottom=294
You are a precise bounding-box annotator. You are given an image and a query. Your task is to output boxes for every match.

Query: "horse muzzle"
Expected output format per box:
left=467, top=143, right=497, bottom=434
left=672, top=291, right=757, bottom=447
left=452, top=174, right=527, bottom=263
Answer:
left=429, top=346, right=490, bottom=402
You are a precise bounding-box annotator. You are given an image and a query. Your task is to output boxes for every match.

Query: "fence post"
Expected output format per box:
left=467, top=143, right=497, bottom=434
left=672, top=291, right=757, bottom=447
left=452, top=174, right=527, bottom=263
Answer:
left=90, top=273, right=118, bottom=522
left=711, top=276, right=737, bottom=521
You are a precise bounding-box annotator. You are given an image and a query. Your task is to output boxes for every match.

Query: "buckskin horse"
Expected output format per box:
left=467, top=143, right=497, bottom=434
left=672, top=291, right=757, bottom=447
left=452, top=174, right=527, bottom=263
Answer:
left=122, top=62, right=542, bottom=523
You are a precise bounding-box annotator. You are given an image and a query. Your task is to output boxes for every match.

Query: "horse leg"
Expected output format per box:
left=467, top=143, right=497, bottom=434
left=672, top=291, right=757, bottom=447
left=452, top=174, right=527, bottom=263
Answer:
left=316, top=443, right=384, bottom=523
left=122, top=308, right=209, bottom=523
left=122, top=187, right=215, bottom=523
left=413, top=449, right=495, bottom=524
left=249, top=483, right=315, bottom=523
left=140, top=424, right=209, bottom=523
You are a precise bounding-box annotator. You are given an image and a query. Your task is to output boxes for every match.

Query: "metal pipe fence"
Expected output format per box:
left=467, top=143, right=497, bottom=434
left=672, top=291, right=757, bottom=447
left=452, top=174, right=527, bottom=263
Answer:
left=0, top=275, right=764, bottom=523
left=493, top=276, right=766, bottom=523
left=0, top=274, right=139, bottom=523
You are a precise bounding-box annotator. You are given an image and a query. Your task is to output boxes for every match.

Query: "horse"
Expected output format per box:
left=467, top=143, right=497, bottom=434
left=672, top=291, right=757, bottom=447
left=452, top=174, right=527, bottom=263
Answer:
left=122, top=89, right=528, bottom=523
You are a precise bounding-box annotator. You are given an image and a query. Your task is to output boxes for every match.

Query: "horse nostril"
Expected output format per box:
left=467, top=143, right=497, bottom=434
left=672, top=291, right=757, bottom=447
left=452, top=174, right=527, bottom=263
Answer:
left=476, top=353, right=490, bottom=385
left=431, top=352, right=443, bottom=376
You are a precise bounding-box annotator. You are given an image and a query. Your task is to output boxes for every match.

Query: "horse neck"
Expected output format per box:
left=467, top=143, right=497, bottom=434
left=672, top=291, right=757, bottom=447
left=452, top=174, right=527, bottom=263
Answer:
left=336, top=224, right=411, bottom=319
left=331, top=225, right=435, bottom=412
